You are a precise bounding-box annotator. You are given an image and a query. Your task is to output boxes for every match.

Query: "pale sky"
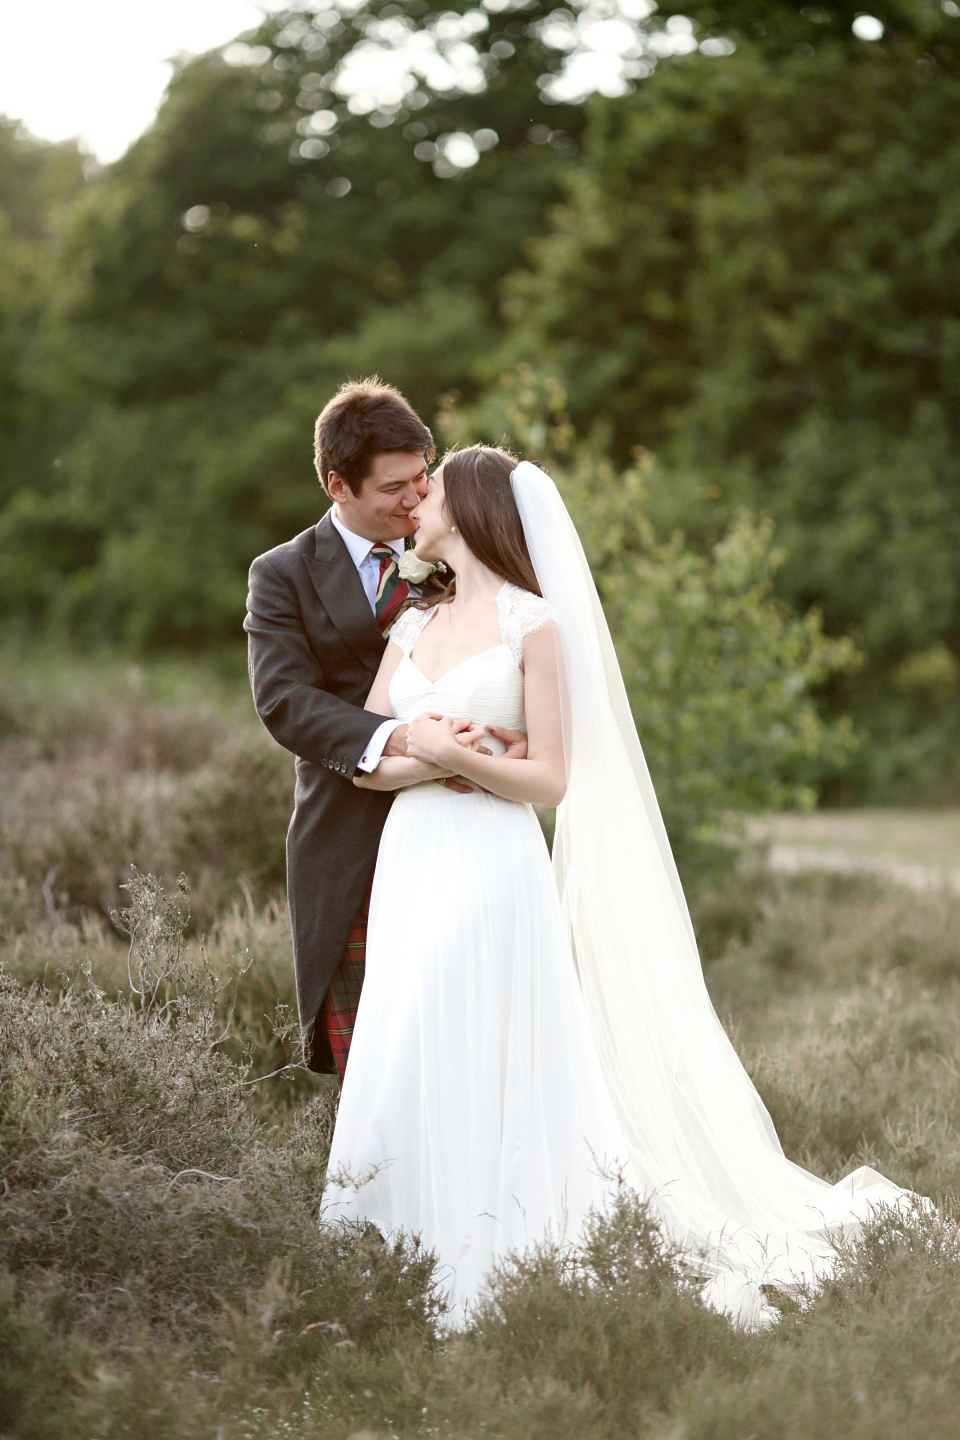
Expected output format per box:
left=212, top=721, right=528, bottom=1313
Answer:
left=0, top=0, right=732, bottom=165
left=0, top=1, right=280, bottom=162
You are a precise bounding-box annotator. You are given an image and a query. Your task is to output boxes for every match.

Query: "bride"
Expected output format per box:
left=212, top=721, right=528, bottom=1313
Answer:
left=322, top=443, right=909, bottom=1326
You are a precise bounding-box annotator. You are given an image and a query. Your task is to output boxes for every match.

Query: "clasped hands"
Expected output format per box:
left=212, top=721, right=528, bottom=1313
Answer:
left=387, top=713, right=527, bottom=794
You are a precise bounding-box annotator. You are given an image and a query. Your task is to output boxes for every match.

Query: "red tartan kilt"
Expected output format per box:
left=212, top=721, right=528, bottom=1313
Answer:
left=318, top=877, right=371, bottom=1081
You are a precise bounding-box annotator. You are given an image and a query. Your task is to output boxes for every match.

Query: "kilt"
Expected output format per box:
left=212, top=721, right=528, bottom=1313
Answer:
left=317, top=876, right=371, bottom=1081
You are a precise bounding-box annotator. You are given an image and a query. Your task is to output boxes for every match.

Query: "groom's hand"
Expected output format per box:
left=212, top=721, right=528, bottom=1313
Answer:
left=451, top=722, right=527, bottom=759
left=486, top=726, right=528, bottom=760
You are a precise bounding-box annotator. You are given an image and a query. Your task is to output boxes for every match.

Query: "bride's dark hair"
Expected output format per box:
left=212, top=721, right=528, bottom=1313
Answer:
left=426, top=444, right=542, bottom=604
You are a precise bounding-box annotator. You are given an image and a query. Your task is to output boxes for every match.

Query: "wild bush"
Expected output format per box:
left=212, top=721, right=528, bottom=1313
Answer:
left=0, top=1271, right=85, bottom=1440
left=463, top=1186, right=755, bottom=1428
left=0, top=684, right=292, bottom=928
left=175, top=734, right=293, bottom=913
left=664, top=1203, right=960, bottom=1440
left=0, top=873, right=443, bottom=1360
left=741, top=977, right=960, bottom=1195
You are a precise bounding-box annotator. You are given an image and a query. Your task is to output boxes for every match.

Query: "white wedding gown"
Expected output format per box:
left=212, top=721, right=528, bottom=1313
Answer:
left=323, top=585, right=632, bottom=1314
left=323, top=575, right=912, bottom=1326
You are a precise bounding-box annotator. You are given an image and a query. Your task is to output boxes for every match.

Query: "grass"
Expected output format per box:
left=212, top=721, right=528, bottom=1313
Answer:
left=3, top=657, right=960, bottom=1437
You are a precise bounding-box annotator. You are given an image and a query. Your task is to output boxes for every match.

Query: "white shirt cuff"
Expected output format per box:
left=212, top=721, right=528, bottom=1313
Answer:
left=357, top=719, right=404, bottom=772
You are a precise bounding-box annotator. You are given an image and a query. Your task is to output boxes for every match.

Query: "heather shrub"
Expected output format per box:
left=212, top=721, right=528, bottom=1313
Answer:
left=0, top=1272, right=87, bottom=1440
left=0, top=873, right=443, bottom=1358
left=734, top=870, right=960, bottom=987
left=0, top=756, right=172, bottom=920
left=174, top=734, right=292, bottom=915
left=462, top=1186, right=754, bottom=1429
left=664, top=1204, right=960, bottom=1440
left=740, top=977, right=960, bottom=1195
left=0, top=679, right=293, bottom=928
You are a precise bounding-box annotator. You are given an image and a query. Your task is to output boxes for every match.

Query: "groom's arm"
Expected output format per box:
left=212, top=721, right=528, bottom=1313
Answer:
left=245, top=554, right=391, bottom=775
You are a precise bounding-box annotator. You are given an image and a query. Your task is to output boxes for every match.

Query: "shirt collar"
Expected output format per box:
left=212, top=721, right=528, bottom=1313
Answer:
left=330, top=508, right=405, bottom=568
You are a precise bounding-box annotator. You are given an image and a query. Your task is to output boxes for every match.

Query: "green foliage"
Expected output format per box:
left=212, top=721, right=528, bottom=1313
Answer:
left=0, top=2, right=586, bottom=647
left=663, top=0, right=960, bottom=65
left=0, top=1272, right=85, bottom=1440
left=0, top=118, right=86, bottom=538
left=564, top=454, right=857, bottom=861
left=499, top=32, right=960, bottom=798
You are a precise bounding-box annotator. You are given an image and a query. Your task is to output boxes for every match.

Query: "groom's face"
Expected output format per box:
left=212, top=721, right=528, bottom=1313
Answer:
left=329, top=450, right=428, bottom=541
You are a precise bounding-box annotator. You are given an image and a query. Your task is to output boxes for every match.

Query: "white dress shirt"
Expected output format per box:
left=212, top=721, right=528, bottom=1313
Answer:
left=330, top=509, right=405, bottom=773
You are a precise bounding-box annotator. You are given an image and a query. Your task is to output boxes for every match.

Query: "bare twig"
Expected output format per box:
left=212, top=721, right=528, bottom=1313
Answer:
left=41, top=866, right=60, bottom=924
left=166, top=1169, right=241, bottom=1190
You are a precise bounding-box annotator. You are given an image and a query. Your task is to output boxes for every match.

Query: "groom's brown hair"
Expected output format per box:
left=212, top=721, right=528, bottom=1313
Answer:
left=314, top=376, right=433, bottom=494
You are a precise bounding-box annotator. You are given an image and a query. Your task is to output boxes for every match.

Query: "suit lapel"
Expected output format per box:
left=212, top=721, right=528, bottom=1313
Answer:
left=304, top=513, right=385, bottom=674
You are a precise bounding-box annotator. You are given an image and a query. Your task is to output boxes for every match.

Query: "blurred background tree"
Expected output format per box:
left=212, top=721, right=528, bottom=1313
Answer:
left=0, top=0, right=957, bottom=811
left=472, top=4, right=960, bottom=801
left=0, top=0, right=590, bottom=648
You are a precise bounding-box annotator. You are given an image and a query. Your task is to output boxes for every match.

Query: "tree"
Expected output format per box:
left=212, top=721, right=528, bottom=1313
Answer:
left=0, top=119, right=85, bottom=514
left=494, top=29, right=960, bottom=799
left=0, top=2, right=588, bottom=646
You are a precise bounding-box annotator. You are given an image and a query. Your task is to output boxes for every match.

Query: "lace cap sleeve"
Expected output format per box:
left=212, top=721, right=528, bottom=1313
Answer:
left=498, top=585, right=557, bottom=668
left=387, top=603, right=434, bottom=656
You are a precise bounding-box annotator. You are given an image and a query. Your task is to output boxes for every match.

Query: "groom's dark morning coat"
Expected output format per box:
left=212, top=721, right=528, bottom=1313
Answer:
left=244, top=511, right=394, bottom=1073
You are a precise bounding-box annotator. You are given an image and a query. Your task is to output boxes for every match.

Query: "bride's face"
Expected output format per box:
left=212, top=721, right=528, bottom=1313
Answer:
left=411, top=464, right=452, bottom=560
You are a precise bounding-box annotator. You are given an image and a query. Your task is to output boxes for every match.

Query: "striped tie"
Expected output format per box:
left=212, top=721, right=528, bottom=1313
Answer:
left=370, top=543, right=410, bottom=633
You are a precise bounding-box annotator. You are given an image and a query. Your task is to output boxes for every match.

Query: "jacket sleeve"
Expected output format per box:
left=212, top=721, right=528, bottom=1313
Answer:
left=244, top=554, right=390, bottom=777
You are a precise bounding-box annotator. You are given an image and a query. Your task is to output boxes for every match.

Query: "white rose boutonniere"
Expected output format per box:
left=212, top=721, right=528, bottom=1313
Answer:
left=398, top=551, right=438, bottom=585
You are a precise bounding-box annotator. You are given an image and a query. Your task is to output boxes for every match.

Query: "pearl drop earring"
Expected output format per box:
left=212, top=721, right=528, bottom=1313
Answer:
left=451, top=525, right=457, bottom=534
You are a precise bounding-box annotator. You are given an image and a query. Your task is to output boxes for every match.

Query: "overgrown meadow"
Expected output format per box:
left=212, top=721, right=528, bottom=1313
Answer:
left=3, top=655, right=960, bottom=1440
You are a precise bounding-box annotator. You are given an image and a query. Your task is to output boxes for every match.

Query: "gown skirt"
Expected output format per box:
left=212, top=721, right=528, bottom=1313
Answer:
left=321, top=779, right=631, bottom=1315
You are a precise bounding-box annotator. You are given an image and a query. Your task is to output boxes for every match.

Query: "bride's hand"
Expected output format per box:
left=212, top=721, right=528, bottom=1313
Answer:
left=406, top=712, right=462, bottom=766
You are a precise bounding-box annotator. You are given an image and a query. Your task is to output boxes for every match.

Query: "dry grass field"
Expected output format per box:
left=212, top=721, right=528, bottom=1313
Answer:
left=3, top=651, right=960, bottom=1439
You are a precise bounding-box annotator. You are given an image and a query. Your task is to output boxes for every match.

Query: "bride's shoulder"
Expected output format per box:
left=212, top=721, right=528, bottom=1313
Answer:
left=497, top=583, right=556, bottom=666
left=387, top=602, right=436, bottom=655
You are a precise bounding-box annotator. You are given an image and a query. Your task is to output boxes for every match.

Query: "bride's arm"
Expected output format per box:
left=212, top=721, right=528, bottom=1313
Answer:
left=352, top=642, right=455, bottom=792
left=405, top=623, right=566, bottom=807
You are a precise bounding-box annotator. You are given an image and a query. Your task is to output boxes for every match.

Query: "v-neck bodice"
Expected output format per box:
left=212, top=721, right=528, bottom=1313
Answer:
left=389, top=644, right=526, bottom=743
left=386, top=583, right=555, bottom=746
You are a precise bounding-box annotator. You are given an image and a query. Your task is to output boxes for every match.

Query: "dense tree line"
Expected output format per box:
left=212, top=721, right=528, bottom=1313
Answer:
left=0, top=0, right=957, bottom=801
left=489, top=15, right=960, bottom=798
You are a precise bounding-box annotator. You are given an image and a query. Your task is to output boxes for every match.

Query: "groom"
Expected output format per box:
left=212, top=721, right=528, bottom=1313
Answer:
left=245, top=378, right=523, bottom=1079
left=244, top=378, right=433, bottom=1076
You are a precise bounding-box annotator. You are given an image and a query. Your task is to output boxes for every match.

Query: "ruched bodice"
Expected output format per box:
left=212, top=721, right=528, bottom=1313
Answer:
left=386, top=582, right=554, bottom=754
left=389, top=647, right=526, bottom=745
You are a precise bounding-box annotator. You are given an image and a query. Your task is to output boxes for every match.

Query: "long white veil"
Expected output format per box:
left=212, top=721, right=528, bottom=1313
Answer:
left=510, top=459, right=910, bottom=1324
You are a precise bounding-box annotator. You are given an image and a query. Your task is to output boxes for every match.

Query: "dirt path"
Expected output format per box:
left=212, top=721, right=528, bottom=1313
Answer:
left=746, top=809, right=960, bottom=893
